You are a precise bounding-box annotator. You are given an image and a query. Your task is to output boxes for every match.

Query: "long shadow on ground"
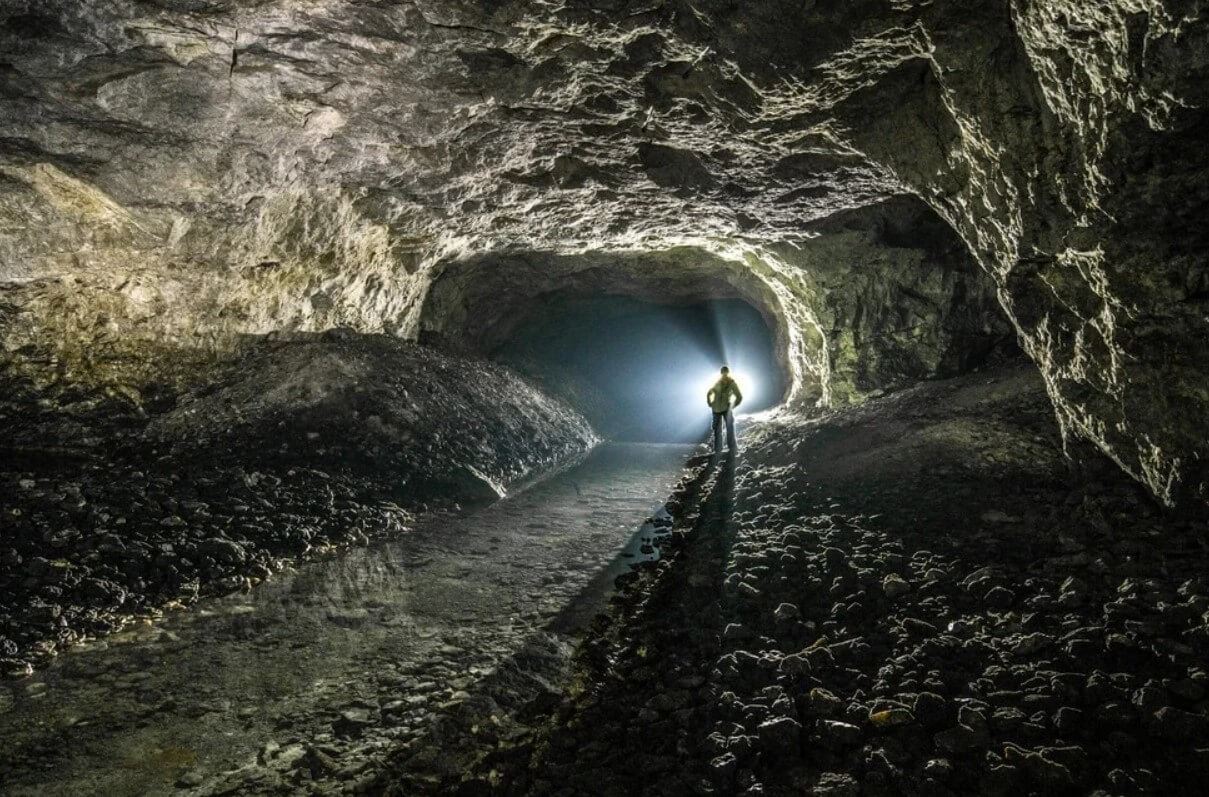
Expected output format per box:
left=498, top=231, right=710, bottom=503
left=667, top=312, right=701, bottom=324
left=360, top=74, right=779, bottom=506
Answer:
left=369, top=452, right=734, bottom=795
left=453, top=362, right=1209, bottom=796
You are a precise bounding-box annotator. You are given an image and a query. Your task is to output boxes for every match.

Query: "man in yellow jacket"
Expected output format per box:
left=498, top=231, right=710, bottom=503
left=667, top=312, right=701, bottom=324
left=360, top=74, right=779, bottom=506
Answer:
left=706, top=366, right=743, bottom=455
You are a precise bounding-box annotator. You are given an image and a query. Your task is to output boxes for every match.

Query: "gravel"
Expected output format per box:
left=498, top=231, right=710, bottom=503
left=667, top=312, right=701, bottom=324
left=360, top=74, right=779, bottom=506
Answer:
left=468, top=363, right=1209, bottom=796
left=0, top=331, right=595, bottom=677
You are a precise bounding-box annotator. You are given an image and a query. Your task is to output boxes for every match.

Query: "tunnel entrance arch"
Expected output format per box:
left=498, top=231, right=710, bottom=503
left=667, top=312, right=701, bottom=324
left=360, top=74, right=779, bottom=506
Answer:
left=416, top=247, right=795, bottom=442
left=414, top=195, right=1014, bottom=436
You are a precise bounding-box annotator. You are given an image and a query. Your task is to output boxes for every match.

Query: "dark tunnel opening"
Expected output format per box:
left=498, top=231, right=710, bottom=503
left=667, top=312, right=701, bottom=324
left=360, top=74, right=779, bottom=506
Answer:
left=493, top=294, right=786, bottom=443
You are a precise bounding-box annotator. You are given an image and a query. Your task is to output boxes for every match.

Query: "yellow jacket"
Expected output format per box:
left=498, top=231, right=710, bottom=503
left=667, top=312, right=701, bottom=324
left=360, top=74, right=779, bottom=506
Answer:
left=707, top=376, right=742, bottom=413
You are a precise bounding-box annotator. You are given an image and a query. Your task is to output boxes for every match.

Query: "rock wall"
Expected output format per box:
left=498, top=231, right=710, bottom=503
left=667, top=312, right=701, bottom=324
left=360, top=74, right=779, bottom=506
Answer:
left=770, top=196, right=1015, bottom=407
left=770, top=0, right=1209, bottom=505
left=0, top=0, right=1205, bottom=502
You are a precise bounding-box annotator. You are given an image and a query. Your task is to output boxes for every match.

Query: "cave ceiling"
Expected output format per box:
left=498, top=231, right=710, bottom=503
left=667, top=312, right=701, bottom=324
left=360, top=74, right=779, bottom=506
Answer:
left=1, top=0, right=1207, bottom=504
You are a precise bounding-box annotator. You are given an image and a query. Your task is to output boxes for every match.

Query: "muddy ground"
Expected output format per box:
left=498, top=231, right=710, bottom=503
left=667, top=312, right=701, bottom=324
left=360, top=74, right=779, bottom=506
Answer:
left=6, top=348, right=1209, bottom=796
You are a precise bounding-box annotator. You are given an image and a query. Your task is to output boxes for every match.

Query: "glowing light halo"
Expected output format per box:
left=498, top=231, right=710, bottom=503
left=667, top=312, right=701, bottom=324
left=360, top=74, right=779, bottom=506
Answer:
left=697, top=368, right=757, bottom=407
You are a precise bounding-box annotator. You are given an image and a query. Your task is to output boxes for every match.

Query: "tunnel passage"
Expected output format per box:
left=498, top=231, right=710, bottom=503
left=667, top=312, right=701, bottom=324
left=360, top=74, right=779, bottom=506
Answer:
left=1, top=2, right=1207, bottom=792
left=495, top=294, right=785, bottom=442
left=418, top=247, right=796, bottom=441
left=417, top=196, right=1016, bottom=439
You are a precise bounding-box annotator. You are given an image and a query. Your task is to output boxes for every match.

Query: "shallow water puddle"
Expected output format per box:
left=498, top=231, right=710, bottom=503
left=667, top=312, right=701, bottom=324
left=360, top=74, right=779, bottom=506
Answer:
left=0, top=443, right=691, bottom=796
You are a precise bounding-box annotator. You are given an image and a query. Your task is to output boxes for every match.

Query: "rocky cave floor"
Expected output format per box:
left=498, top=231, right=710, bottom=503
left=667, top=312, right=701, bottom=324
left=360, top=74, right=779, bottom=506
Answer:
left=0, top=330, right=594, bottom=679
left=4, top=350, right=1209, bottom=796
left=0, top=441, right=690, bottom=797
left=412, top=362, right=1209, bottom=797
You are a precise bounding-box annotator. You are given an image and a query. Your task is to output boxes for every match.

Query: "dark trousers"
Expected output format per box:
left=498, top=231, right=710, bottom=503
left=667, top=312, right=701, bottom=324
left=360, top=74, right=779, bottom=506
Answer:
left=712, top=410, right=736, bottom=453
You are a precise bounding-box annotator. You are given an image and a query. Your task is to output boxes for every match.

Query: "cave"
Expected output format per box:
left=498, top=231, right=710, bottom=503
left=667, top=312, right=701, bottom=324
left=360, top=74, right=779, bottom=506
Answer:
left=420, top=248, right=796, bottom=441
left=494, top=294, right=786, bottom=441
left=2, top=2, right=1208, bottom=795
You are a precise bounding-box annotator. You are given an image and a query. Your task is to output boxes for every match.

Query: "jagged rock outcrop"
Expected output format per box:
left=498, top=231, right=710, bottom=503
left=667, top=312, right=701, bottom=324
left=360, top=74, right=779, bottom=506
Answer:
left=1, top=0, right=1206, bottom=503
left=771, top=196, right=1016, bottom=406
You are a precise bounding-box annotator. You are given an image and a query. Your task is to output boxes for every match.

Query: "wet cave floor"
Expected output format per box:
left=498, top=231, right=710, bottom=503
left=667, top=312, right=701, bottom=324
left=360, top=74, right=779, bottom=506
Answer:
left=0, top=443, right=693, bottom=796
left=432, top=364, right=1209, bottom=797
left=4, top=363, right=1209, bottom=797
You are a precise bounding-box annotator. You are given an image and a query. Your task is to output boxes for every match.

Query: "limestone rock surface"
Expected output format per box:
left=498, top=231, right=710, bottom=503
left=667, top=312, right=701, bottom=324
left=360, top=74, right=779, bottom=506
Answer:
left=0, top=0, right=1206, bottom=503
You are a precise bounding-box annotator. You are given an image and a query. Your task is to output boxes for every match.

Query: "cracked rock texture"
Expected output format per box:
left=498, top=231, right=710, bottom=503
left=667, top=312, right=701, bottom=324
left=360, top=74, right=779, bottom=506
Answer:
left=0, top=0, right=1207, bottom=503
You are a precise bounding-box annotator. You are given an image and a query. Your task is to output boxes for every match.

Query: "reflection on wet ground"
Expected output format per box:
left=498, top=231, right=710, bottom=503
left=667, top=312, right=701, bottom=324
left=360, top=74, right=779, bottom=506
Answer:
left=0, top=443, right=693, bottom=796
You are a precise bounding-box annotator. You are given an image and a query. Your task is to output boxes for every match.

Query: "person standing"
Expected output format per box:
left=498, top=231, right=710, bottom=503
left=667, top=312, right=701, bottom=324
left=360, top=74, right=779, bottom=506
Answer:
left=706, top=366, right=742, bottom=455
